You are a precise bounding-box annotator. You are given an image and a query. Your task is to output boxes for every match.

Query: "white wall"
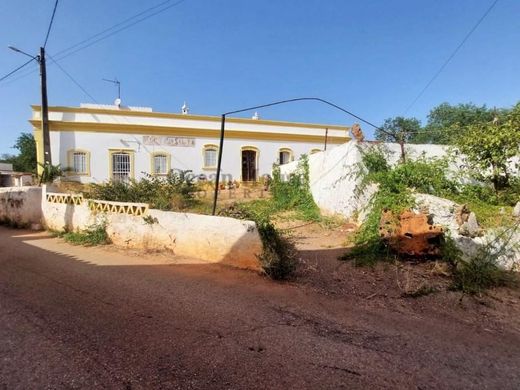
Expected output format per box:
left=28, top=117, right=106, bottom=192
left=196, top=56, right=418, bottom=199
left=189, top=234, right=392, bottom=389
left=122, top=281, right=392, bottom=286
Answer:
left=42, top=188, right=263, bottom=270
left=280, top=141, right=452, bottom=219
left=0, top=187, right=42, bottom=226
left=50, top=130, right=331, bottom=183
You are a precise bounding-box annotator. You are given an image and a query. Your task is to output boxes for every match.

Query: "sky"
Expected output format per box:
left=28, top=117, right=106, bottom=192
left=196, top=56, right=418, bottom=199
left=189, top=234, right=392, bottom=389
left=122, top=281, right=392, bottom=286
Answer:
left=0, top=0, right=519, bottom=155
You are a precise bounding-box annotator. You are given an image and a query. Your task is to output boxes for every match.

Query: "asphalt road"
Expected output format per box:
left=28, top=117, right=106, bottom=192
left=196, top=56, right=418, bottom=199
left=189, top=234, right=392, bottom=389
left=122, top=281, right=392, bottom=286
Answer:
left=1, top=226, right=519, bottom=389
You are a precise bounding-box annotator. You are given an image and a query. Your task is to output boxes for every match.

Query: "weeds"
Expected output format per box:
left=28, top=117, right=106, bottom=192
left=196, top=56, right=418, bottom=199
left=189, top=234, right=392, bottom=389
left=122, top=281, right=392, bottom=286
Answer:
left=62, top=223, right=109, bottom=246
left=271, top=155, right=321, bottom=221
left=220, top=202, right=297, bottom=280
left=402, top=284, right=437, bottom=298
left=442, top=233, right=518, bottom=295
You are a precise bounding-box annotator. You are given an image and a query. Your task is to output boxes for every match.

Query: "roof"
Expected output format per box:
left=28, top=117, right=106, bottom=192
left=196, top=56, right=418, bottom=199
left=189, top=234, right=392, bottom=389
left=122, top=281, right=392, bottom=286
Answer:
left=31, top=105, right=351, bottom=132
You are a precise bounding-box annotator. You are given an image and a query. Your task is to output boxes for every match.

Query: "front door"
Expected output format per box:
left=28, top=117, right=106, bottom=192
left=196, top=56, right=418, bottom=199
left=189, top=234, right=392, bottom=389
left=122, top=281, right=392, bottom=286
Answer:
left=241, top=150, right=257, bottom=182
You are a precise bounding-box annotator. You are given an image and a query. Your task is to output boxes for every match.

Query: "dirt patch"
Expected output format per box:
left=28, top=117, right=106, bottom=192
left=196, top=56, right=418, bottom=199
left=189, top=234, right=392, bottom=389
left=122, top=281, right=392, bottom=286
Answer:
left=277, top=215, right=520, bottom=335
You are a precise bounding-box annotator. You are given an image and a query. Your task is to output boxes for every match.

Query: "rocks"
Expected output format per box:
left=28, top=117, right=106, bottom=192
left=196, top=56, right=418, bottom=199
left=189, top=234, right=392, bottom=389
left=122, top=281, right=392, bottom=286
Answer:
left=513, top=202, right=520, bottom=218
left=459, top=212, right=480, bottom=238
left=379, top=209, right=444, bottom=257
left=414, top=193, right=519, bottom=271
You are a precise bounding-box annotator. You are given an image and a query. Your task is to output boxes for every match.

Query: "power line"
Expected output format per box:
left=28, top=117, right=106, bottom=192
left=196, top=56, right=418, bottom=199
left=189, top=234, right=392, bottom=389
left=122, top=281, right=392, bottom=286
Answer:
left=403, top=0, right=499, bottom=114
left=0, top=0, right=187, bottom=86
left=47, top=54, right=98, bottom=102
left=53, top=0, right=182, bottom=59
left=53, top=0, right=187, bottom=62
left=43, top=0, right=59, bottom=48
left=0, top=58, right=36, bottom=82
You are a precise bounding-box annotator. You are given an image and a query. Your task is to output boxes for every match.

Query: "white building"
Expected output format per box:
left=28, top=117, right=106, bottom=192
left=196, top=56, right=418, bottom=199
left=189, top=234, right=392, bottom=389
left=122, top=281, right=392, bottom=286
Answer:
left=0, top=163, right=33, bottom=187
left=30, top=103, right=351, bottom=183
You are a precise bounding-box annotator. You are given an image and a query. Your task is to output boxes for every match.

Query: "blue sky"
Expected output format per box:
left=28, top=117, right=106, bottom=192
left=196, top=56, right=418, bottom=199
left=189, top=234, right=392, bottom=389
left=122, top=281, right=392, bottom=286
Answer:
left=0, top=0, right=518, bottom=155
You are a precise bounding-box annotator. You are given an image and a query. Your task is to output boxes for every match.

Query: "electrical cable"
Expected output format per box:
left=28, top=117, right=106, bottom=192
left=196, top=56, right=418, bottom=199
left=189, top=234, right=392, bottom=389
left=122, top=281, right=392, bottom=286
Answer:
left=403, top=0, right=499, bottom=114
left=43, top=0, right=59, bottom=48
left=0, top=0, right=187, bottom=86
left=47, top=54, right=98, bottom=102
left=0, top=58, right=36, bottom=82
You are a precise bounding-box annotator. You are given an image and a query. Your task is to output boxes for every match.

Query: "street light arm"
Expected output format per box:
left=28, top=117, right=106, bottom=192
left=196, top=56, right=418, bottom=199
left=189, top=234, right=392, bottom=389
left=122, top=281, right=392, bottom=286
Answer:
left=8, top=46, right=39, bottom=61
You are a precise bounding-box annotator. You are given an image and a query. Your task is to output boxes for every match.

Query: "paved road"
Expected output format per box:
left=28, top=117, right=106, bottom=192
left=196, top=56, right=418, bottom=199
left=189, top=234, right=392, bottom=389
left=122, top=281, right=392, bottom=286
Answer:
left=1, top=226, right=519, bottom=389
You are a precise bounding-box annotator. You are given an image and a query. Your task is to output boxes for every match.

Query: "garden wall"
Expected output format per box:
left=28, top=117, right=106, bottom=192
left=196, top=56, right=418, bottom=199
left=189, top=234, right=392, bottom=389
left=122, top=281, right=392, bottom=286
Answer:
left=0, top=187, right=42, bottom=227
left=279, top=141, right=449, bottom=219
left=41, top=186, right=262, bottom=271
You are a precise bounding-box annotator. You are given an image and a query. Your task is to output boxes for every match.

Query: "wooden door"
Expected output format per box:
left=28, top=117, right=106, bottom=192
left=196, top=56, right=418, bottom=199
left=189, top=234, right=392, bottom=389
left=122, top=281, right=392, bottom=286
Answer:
left=241, top=150, right=257, bottom=182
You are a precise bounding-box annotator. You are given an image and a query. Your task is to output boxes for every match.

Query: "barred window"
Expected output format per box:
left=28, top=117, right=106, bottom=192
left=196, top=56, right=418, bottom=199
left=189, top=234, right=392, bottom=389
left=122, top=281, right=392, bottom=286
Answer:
left=203, top=146, right=218, bottom=168
left=112, top=152, right=131, bottom=182
left=72, top=152, right=87, bottom=174
left=153, top=154, right=168, bottom=174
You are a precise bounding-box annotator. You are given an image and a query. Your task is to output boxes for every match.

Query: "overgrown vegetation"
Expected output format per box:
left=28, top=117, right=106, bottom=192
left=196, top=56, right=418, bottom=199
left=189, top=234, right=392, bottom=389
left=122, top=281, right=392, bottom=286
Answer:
left=85, top=170, right=199, bottom=211
left=344, top=144, right=519, bottom=294
left=62, top=223, right=109, bottom=246
left=39, top=163, right=63, bottom=184
left=441, top=234, right=518, bottom=295
left=220, top=202, right=297, bottom=280
left=270, top=154, right=321, bottom=221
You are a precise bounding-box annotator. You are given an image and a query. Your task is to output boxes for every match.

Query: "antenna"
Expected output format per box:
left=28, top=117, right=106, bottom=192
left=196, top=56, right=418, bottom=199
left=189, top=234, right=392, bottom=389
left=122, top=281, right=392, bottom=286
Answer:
left=102, top=77, right=121, bottom=103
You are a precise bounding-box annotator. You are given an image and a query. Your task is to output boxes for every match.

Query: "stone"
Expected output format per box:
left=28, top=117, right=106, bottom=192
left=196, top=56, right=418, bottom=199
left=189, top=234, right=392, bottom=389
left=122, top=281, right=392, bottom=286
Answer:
left=379, top=209, right=444, bottom=257
left=459, top=212, right=480, bottom=238
left=454, top=204, right=470, bottom=226
left=513, top=202, right=520, bottom=218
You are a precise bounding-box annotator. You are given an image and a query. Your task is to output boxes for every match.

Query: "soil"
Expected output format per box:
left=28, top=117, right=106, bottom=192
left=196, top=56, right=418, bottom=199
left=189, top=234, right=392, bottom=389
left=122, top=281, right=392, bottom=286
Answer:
left=1, top=223, right=520, bottom=389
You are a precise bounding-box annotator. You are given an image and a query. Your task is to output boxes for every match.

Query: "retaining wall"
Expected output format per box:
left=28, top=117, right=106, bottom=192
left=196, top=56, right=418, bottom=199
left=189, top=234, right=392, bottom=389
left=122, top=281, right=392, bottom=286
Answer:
left=0, top=187, right=42, bottom=226
left=280, top=141, right=450, bottom=219
left=41, top=187, right=262, bottom=270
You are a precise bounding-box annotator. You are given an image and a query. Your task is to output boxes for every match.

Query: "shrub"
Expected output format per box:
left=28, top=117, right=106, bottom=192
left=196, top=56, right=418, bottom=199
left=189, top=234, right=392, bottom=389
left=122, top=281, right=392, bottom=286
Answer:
left=86, top=170, right=199, bottom=211
left=270, top=154, right=321, bottom=221
left=62, top=223, right=109, bottom=246
left=220, top=202, right=297, bottom=280
left=441, top=231, right=518, bottom=294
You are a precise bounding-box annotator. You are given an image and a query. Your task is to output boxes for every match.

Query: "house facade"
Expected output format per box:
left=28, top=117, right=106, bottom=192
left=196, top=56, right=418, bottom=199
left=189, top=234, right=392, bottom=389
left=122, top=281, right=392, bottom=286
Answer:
left=30, top=103, right=351, bottom=183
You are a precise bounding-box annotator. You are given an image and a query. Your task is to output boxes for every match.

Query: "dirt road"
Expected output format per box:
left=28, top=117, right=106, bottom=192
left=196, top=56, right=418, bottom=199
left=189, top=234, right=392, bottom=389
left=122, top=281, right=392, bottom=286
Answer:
left=1, top=226, right=519, bottom=389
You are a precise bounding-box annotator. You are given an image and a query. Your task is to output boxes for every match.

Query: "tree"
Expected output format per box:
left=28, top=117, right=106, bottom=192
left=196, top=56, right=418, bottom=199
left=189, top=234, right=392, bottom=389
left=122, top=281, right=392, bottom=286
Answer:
left=0, top=133, right=37, bottom=172
left=375, top=117, right=422, bottom=161
left=375, top=117, right=422, bottom=143
left=414, top=103, right=496, bottom=144
left=454, top=103, right=520, bottom=190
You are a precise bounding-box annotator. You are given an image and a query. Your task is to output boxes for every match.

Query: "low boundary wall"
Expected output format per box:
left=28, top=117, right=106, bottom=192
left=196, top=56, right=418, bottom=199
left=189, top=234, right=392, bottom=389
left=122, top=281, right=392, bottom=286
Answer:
left=0, top=187, right=42, bottom=227
left=41, top=187, right=262, bottom=270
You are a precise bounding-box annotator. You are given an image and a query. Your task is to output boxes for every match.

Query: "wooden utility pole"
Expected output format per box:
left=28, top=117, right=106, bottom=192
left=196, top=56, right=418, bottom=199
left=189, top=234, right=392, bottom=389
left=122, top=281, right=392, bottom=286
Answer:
left=39, top=47, right=52, bottom=165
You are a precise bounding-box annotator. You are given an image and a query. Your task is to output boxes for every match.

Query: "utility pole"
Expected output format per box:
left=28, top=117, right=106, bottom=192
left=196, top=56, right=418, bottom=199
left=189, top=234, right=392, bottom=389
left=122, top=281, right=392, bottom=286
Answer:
left=324, top=128, right=329, bottom=151
left=39, top=47, right=52, bottom=165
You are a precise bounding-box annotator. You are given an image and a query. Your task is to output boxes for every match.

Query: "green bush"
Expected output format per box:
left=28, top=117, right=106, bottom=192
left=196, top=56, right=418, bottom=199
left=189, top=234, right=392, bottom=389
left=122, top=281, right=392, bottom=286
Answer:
left=86, top=170, right=199, bottom=211
left=270, top=154, right=321, bottom=221
left=62, top=223, right=109, bottom=246
left=220, top=202, right=297, bottom=280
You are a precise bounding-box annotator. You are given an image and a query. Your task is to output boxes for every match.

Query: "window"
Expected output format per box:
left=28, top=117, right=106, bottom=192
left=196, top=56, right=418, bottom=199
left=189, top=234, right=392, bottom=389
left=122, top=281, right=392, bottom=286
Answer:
left=67, top=149, right=90, bottom=176
left=278, top=148, right=293, bottom=165
left=111, top=152, right=132, bottom=182
left=152, top=154, right=168, bottom=175
left=73, top=152, right=87, bottom=174
left=203, top=145, right=218, bottom=169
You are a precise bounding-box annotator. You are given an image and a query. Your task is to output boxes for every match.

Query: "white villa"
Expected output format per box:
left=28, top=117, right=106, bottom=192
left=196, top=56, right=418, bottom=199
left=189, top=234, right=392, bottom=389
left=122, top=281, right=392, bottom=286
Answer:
left=30, top=103, right=351, bottom=183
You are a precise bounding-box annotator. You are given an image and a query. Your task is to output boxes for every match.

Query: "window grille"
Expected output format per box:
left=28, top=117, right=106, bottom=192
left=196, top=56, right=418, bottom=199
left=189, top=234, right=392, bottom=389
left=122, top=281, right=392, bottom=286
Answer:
left=73, top=152, right=87, bottom=174
left=112, top=152, right=131, bottom=182
left=153, top=155, right=167, bottom=174
left=204, top=148, right=217, bottom=168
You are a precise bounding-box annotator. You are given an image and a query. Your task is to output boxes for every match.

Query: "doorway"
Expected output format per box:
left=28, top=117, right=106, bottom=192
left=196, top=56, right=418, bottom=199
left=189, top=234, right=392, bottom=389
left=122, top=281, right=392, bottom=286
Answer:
left=241, top=149, right=257, bottom=182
